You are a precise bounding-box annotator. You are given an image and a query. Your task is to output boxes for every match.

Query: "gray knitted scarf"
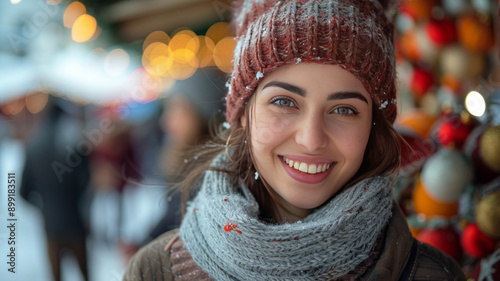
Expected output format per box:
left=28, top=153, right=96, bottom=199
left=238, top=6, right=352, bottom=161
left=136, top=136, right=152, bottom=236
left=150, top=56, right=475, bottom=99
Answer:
left=180, top=153, right=393, bottom=280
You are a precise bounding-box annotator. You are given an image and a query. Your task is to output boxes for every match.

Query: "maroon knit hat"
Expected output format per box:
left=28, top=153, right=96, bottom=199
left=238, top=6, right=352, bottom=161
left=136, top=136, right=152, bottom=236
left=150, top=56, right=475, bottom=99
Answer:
left=226, top=0, right=399, bottom=124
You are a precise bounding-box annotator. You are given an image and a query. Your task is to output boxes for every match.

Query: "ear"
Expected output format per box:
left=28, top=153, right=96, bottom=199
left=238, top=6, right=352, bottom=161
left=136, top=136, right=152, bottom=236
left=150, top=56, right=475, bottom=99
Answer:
left=239, top=112, right=247, bottom=128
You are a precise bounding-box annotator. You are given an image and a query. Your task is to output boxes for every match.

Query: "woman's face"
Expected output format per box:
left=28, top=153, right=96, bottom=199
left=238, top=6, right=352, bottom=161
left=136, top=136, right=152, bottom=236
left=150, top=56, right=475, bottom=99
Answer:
left=241, top=63, right=373, bottom=220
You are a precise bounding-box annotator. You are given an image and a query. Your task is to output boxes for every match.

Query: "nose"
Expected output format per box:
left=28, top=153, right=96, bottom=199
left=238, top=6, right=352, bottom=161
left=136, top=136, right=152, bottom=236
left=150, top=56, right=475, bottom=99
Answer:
left=294, top=113, right=329, bottom=152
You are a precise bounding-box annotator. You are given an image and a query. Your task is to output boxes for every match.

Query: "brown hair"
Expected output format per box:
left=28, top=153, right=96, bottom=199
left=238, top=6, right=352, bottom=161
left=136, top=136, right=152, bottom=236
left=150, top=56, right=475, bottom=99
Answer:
left=172, top=99, right=402, bottom=222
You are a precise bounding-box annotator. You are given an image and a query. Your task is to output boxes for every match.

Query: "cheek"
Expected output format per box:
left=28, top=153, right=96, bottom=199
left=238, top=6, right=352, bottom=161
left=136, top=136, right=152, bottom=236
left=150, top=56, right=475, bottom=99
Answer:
left=341, top=126, right=372, bottom=161
left=250, top=113, right=292, bottom=147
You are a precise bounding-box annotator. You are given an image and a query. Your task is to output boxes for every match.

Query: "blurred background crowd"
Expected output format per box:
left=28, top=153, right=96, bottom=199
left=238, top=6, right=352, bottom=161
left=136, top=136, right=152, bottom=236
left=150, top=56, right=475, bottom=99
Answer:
left=0, top=0, right=499, bottom=280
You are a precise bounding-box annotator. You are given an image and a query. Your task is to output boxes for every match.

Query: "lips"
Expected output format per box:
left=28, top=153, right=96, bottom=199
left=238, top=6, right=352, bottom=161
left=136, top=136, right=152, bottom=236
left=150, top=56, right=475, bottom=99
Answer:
left=280, top=155, right=335, bottom=184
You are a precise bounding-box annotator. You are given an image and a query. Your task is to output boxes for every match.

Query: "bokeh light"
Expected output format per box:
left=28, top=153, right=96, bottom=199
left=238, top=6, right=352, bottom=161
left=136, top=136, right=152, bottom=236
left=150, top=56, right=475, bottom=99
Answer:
left=465, top=91, right=486, bottom=117
left=127, top=68, right=162, bottom=103
left=139, top=24, right=236, bottom=82
left=185, top=36, right=200, bottom=58
left=88, top=25, right=102, bottom=42
left=196, top=36, right=215, bottom=68
left=10, top=0, right=22, bottom=4
left=25, top=91, right=49, bottom=114
left=72, top=14, right=97, bottom=42
left=1, top=98, right=25, bottom=116
left=169, top=49, right=198, bottom=80
left=206, top=22, right=233, bottom=45
left=142, top=42, right=171, bottom=76
left=104, top=48, right=130, bottom=77
left=148, top=56, right=172, bottom=77
left=64, top=1, right=86, bottom=28
left=169, top=30, right=199, bottom=54
left=143, top=31, right=171, bottom=52
left=213, top=36, right=236, bottom=73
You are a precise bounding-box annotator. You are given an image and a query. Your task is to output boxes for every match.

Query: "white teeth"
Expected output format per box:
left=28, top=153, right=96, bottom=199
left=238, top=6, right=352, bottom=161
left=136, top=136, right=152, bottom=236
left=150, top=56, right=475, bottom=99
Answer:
left=299, top=162, right=308, bottom=173
left=282, top=156, right=332, bottom=174
left=308, top=164, right=317, bottom=174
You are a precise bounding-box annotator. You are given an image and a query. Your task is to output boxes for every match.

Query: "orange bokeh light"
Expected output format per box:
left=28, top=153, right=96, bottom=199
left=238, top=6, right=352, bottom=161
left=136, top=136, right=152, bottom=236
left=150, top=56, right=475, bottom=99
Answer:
left=169, top=30, right=198, bottom=53
left=1, top=98, right=25, bottom=116
left=72, top=14, right=97, bottom=42
left=196, top=36, right=215, bottom=68
left=206, top=22, right=234, bottom=46
left=64, top=1, right=86, bottom=28
left=26, top=92, right=49, bottom=114
left=213, top=37, right=237, bottom=73
left=143, top=31, right=171, bottom=52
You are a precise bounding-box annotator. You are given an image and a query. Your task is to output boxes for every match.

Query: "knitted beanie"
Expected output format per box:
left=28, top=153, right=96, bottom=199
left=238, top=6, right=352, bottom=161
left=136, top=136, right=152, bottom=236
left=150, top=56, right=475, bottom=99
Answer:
left=226, top=0, right=399, bottom=124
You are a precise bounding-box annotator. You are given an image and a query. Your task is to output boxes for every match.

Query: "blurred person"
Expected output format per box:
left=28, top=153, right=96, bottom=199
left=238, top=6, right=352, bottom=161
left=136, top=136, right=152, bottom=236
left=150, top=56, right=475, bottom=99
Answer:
left=20, top=96, right=90, bottom=281
left=88, top=113, right=141, bottom=245
left=120, top=67, right=225, bottom=260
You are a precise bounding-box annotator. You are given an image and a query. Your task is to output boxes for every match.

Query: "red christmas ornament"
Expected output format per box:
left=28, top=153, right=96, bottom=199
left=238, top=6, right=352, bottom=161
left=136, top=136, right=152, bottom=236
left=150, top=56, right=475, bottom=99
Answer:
left=426, top=18, right=457, bottom=46
left=418, top=227, right=462, bottom=261
left=410, top=67, right=435, bottom=97
left=434, top=114, right=474, bottom=150
left=461, top=223, right=497, bottom=259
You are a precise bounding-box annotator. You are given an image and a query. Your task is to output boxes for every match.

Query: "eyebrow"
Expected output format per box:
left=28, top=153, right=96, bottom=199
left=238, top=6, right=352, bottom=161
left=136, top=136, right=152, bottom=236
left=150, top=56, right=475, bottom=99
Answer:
left=262, top=81, right=368, bottom=103
left=328, top=92, right=368, bottom=104
left=262, top=81, right=306, bottom=96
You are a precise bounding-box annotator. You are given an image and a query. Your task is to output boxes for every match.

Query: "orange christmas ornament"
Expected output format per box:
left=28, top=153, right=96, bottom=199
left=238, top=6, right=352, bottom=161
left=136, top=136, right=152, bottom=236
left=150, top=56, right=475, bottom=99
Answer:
left=399, top=29, right=421, bottom=62
left=397, top=109, right=437, bottom=138
left=412, top=179, right=459, bottom=218
left=401, top=0, right=438, bottom=20
left=457, top=14, right=495, bottom=53
left=440, top=74, right=462, bottom=93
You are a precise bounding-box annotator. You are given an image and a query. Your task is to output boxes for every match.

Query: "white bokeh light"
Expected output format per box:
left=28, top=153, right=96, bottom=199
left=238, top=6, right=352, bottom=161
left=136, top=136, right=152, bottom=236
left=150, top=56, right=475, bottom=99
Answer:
left=104, top=48, right=130, bottom=77
left=465, top=91, right=486, bottom=117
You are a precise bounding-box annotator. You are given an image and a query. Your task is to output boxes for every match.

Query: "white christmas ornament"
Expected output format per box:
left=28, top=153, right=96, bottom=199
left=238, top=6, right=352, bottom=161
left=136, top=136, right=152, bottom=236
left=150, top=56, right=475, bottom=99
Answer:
left=421, top=148, right=473, bottom=202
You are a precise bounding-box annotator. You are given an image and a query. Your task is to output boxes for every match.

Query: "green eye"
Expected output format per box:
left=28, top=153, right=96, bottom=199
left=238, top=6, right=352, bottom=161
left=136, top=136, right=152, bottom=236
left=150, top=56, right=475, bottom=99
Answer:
left=332, top=106, right=357, bottom=116
left=272, top=98, right=296, bottom=108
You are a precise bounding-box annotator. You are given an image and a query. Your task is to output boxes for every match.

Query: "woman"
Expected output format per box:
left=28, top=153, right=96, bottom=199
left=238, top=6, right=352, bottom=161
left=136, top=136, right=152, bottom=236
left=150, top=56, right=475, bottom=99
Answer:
left=123, top=0, right=465, bottom=280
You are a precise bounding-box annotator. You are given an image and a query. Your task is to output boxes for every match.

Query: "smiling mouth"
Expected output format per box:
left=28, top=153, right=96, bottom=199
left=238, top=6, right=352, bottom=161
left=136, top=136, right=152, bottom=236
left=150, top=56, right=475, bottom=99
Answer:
left=281, top=156, right=332, bottom=174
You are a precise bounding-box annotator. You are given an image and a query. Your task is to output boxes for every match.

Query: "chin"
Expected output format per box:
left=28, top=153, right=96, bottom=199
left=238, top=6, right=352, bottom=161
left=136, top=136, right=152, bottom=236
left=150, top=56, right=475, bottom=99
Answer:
left=285, top=195, right=328, bottom=211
